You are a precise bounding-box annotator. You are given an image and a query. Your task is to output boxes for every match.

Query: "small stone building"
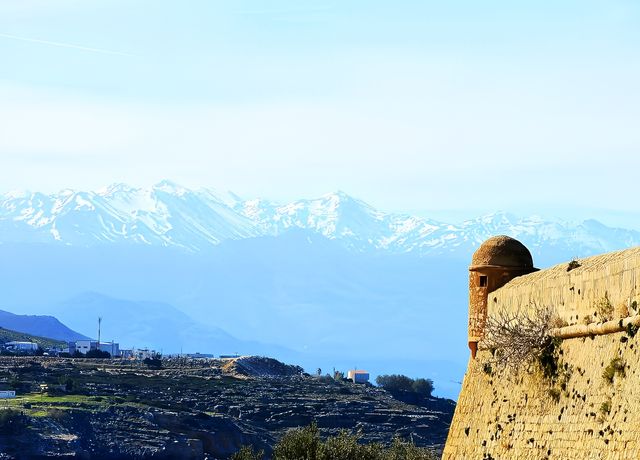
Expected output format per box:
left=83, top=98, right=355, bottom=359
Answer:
left=467, top=235, right=537, bottom=357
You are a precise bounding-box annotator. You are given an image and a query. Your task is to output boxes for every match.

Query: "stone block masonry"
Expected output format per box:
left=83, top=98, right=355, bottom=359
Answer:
left=491, top=247, right=640, bottom=325
left=444, top=240, right=640, bottom=459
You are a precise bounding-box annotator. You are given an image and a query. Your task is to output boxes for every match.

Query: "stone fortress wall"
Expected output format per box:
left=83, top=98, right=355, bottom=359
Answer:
left=443, top=240, right=640, bottom=459
left=491, top=247, right=640, bottom=326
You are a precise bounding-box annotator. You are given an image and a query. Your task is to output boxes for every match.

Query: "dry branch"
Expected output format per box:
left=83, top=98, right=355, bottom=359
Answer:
left=481, top=305, right=558, bottom=371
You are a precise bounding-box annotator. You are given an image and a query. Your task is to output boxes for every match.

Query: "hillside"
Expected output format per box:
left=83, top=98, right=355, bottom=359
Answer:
left=0, top=356, right=454, bottom=459
left=0, top=327, right=65, bottom=349
left=0, top=309, right=87, bottom=342
left=2, top=184, right=639, bottom=400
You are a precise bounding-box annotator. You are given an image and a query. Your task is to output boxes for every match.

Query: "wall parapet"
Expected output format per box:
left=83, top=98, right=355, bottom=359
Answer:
left=490, top=246, right=640, bottom=330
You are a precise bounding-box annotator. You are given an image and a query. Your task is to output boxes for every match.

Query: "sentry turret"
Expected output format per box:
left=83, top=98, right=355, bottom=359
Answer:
left=468, top=235, right=537, bottom=358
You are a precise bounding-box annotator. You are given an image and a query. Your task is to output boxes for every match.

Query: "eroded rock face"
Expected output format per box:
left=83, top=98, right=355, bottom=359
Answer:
left=0, top=357, right=454, bottom=459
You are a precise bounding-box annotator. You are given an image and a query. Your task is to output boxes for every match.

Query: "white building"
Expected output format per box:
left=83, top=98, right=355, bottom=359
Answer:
left=347, top=370, right=370, bottom=384
left=73, top=340, right=120, bottom=357
left=75, top=340, right=98, bottom=354
left=99, top=342, right=120, bottom=357
left=5, top=341, right=38, bottom=351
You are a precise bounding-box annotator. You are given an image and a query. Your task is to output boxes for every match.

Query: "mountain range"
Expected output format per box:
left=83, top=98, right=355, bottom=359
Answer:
left=2, top=181, right=639, bottom=259
left=2, top=181, right=640, bottom=399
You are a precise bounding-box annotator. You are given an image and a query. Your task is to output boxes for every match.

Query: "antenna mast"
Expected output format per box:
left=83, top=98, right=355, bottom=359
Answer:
left=97, top=317, right=102, bottom=348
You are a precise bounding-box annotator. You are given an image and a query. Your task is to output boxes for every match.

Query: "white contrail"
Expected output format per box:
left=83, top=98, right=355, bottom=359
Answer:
left=0, top=32, right=135, bottom=57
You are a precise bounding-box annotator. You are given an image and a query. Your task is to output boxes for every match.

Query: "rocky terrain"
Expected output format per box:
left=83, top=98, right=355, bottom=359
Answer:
left=0, top=356, right=454, bottom=459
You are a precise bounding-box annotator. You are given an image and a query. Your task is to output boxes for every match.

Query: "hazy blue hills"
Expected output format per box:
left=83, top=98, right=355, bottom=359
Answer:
left=0, top=309, right=87, bottom=342
left=52, top=292, right=294, bottom=358
left=1, top=183, right=639, bottom=399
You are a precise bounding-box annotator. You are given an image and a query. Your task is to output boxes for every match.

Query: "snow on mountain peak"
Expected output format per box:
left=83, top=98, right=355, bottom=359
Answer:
left=0, top=182, right=638, bottom=257
left=153, top=179, right=188, bottom=196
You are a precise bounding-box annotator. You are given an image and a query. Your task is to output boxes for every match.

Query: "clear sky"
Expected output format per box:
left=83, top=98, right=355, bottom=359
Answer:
left=1, top=0, right=639, bottom=222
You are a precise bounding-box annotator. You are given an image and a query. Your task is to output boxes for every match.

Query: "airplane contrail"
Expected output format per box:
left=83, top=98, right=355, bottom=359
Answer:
left=0, top=32, right=135, bottom=57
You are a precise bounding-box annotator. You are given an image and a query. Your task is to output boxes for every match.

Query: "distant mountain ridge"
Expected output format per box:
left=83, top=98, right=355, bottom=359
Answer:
left=1, top=181, right=639, bottom=257
left=52, top=292, right=294, bottom=356
left=0, top=309, right=87, bottom=342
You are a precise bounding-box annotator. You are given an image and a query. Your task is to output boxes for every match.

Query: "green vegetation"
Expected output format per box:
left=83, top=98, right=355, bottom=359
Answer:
left=538, top=337, right=572, bottom=403
left=232, top=423, right=439, bottom=460
left=626, top=323, right=639, bottom=338
left=599, top=398, right=612, bottom=416
left=0, top=409, right=26, bottom=434
left=547, top=387, right=561, bottom=403
left=566, top=260, right=581, bottom=272
left=375, top=375, right=434, bottom=396
left=603, top=358, right=626, bottom=384
left=538, top=337, right=563, bottom=380
left=233, top=446, right=265, bottom=460
left=594, top=294, right=614, bottom=322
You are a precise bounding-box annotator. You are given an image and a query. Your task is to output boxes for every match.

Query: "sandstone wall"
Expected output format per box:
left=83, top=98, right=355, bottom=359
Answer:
left=443, top=247, right=640, bottom=459
left=490, top=247, right=640, bottom=324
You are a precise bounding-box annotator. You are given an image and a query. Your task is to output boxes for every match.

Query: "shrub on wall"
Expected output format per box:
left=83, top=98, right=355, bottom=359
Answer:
left=602, top=358, right=625, bottom=384
left=594, top=294, right=614, bottom=322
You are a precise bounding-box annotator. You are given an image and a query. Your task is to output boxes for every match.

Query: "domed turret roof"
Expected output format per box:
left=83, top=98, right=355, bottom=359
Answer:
left=471, top=235, right=534, bottom=269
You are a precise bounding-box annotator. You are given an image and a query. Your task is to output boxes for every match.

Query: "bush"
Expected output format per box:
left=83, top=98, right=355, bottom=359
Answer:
left=603, top=358, right=626, bottom=384
left=411, top=378, right=434, bottom=396
left=0, top=409, right=25, bottom=434
left=321, top=431, right=380, bottom=460
left=247, top=422, right=440, bottom=460
left=385, top=438, right=439, bottom=460
left=594, top=294, right=614, bottom=322
left=58, top=376, right=76, bottom=393
left=375, top=375, right=414, bottom=392
left=375, top=375, right=434, bottom=397
left=567, top=260, right=581, bottom=272
left=599, top=398, right=612, bottom=416
left=231, top=446, right=264, bottom=460
left=318, top=374, right=337, bottom=384
left=273, top=422, right=321, bottom=459
left=48, top=408, right=69, bottom=422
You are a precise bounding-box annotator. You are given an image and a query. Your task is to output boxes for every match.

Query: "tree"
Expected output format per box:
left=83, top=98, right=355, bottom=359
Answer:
left=375, top=374, right=414, bottom=392
left=412, top=378, right=434, bottom=396
left=233, top=422, right=440, bottom=460
left=231, top=446, right=264, bottom=460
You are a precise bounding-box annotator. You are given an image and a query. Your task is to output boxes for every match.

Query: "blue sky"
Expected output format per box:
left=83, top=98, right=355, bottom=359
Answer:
left=1, top=0, right=639, bottom=223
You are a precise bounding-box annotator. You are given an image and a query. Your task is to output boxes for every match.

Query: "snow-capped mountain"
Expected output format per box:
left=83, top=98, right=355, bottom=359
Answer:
left=1, top=181, right=638, bottom=257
